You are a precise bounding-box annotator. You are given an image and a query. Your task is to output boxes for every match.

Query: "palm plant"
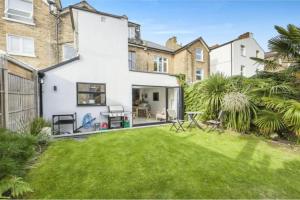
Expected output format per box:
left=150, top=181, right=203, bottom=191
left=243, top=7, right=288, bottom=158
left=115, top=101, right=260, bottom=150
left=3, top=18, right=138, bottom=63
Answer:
left=262, top=97, right=300, bottom=136
left=222, top=92, right=256, bottom=132
left=199, top=73, right=230, bottom=119
left=252, top=24, right=300, bottom=71
left=254, top=110, right=285, bottom=136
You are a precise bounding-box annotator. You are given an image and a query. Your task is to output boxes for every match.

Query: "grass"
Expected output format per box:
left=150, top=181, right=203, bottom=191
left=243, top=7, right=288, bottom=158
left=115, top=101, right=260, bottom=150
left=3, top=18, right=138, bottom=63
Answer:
left=26, top=126, right=300, bottom=199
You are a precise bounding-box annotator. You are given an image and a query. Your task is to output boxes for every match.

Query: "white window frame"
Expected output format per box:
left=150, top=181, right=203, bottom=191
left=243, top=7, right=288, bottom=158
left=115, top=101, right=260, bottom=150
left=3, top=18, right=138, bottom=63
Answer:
left=6, top=34, right=35, bottom=57
left=241, top=45, right=246, bottom=57
left=196, top=68, right=204, bottom=81
left=4, top=0, right=34, bottom=25
left=195, top=48, right=204, bottom=62
left=128, top=51, right=136, bottom=70
left=154, top=56, right=168, bottom=73
left=62, top=44, right=77, bottom=61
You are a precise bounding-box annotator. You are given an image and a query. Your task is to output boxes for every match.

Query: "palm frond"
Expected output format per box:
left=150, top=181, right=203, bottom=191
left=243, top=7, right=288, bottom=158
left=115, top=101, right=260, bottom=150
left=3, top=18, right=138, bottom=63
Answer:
left=251, top=57, right=282, bottom=71
left=254, top=110, right=285, bottom=135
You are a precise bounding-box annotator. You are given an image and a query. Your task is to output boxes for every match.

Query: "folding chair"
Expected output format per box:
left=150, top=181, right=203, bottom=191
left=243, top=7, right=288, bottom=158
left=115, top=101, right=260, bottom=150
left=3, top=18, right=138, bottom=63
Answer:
left=168, top=109, right=185, bottom=132
left=206, top=111, right=224, bottom=132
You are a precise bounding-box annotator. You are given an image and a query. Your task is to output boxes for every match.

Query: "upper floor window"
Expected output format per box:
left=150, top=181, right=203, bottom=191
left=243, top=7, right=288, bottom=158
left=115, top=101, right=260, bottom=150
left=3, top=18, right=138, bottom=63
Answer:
left=241, top=65, right=245, bottom=76
left=195, top=48, right=204, bottom=61
left=128, top=51, right=136, bottom=70
left=241, top=45, right=246, bottom=57
left=128, top=27, right=136, bottom=39
left=256, top=50, right=260, bottom=58
left=154, top=56, right=168, bottom=73
left=63, top=44, right=77, bottom=61
left=7, top=34, right=35, bottom=57
left=196, top=68, right=204, bottom=81
left=5, top=0, right=34, bottom=24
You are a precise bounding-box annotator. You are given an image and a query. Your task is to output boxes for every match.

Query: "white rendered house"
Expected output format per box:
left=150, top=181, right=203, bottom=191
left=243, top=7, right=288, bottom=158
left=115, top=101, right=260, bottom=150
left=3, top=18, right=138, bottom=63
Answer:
left=39, top=6, right=182, bottom=134
left=210, top=32, right=264, bottom=77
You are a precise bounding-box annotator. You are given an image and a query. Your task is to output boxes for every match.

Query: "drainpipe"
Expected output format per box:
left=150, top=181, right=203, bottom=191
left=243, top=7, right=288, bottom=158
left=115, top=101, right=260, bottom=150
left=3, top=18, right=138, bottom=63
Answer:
left=187, top=48, right=193, bottom=83
left=48, top=2, right=62, bottom=63
left=38, top=72, right=45, bottom=117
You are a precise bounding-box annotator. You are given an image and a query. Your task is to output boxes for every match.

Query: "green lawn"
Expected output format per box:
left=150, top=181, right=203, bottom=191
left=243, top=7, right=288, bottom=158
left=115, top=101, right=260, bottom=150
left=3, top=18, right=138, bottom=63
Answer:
left=26, top=126, right=300, bottom=199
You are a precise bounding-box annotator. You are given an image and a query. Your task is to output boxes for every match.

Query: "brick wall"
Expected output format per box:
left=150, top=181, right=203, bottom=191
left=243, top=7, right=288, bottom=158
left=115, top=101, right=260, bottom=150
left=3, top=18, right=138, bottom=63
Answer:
left=0, top=0, right=59, bottom=69
left=128, top=45, right=174, bottom=73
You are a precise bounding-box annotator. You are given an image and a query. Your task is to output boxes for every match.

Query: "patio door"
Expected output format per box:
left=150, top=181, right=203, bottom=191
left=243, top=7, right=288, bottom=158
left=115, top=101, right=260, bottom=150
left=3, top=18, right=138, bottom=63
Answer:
left=132, top=85, right=183, bottom=126
left=166, top=87, right=183, bottom=121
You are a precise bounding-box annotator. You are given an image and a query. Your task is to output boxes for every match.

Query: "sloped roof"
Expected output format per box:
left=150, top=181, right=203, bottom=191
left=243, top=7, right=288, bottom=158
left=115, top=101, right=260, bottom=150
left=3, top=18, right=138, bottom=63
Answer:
left=61, top=0, right=96, bottom=12
left=40, top=56, right=80, bottom=73
left=175, top=37, right=210, bottom=53
left=143, top=40, right=173, bottom=52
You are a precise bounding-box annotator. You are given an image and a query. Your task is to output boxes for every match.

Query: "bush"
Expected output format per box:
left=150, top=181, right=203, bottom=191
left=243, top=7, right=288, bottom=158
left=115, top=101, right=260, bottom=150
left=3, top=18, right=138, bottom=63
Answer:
left=29, top=117, right=50, bottom=136
left=0, top=129, right=37, bottom=198
left=0, top=129, right=37, bottom=179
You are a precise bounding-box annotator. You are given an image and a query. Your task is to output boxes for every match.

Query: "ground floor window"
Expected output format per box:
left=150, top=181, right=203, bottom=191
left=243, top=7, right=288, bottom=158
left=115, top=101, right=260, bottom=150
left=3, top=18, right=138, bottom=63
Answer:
left=77, top=82, right=106, bottom=106
left=196, top=68, right=204, bottom=80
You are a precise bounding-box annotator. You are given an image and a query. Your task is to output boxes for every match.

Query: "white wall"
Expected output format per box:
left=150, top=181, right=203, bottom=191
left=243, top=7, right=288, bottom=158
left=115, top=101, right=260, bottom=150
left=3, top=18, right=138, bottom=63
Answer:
left=232, top=37, right=264, bottom=77
left=209, top=37, right=265, bottom=77
left=210, top=44, right=232, bottom=76
left=139, top=87, right=166, bottom=115
left=42, top=9, right=179, bottom=131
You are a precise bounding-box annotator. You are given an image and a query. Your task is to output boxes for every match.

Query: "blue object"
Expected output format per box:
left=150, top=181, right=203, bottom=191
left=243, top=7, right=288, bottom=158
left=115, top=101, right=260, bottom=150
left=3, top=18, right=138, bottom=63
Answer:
left=82, top=113, right=93, bottom=129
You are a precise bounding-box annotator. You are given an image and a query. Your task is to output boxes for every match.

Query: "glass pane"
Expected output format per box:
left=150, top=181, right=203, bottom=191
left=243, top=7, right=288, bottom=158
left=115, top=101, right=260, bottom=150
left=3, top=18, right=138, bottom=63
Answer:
left=9, top=36, right=20, bottom=52
left=63, top=45, right=77, bottom=61
left=78, top=83, right=104, bottom=92
left=163, top=62, right=167, bottom=72
left=8, top=0, right=33, bottom=14
left=154, top=61, right=158, bottom=71
left=78, top=93, right=105, bottom=105
left=22, top=38, right=34, bottom=55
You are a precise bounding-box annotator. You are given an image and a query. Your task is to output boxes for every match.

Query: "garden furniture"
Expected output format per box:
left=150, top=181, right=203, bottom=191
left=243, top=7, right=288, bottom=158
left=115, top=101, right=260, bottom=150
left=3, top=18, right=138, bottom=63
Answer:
left=168, top=109, right=185, bottom=132
left=186, top=111, right=204, bottom=129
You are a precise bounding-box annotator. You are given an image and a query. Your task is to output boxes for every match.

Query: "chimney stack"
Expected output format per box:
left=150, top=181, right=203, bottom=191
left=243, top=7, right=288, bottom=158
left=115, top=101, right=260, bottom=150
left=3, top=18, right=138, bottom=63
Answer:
left=238, top=32, right=253, bottom=39
left=166, top=36, right=181, bottom=50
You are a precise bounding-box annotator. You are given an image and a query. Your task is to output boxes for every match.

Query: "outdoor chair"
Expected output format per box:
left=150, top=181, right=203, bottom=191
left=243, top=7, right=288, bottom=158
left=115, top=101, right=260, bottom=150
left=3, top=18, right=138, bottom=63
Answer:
left=206, top=111, right=224, bottom=132
left=167, top=109, right=185, bottom=132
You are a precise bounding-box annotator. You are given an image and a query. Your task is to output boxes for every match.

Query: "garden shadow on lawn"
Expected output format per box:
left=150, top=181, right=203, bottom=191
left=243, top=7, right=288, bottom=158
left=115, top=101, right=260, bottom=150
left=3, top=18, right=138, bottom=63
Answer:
left=26, top=127, right=300, bottom=199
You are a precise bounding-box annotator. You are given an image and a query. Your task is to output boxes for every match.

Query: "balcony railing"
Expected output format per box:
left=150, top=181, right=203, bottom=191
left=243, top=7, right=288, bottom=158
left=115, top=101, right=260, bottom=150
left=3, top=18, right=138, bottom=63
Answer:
left=128, top=60, right=170, bottom=74
left=128, top=60, right=151, bottom=73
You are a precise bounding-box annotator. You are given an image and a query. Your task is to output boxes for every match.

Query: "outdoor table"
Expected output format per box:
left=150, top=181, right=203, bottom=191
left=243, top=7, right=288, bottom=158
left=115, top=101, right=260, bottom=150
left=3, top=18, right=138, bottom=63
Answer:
left=186, top=111, right=203, bottom=129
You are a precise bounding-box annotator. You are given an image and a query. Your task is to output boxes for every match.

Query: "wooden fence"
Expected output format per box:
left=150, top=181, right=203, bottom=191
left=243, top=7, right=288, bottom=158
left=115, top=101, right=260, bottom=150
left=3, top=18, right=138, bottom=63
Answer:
left=0, top=55, right=38, bottom=132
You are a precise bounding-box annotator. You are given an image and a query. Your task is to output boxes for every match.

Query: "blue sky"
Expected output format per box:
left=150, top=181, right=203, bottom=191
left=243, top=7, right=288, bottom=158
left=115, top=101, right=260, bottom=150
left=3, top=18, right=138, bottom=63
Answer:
left=62, top=0, right=300, bottom=51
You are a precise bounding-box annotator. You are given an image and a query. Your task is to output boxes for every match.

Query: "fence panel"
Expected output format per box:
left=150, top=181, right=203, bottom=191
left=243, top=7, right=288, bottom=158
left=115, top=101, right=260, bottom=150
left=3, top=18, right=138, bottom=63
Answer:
left=7, top=73, right=37, bottom=132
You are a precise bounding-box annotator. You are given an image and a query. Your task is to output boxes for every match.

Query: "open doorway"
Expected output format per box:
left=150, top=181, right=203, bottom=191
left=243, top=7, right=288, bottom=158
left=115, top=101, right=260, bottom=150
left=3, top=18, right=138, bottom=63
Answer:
left=132, top=85, right=180, bottom=126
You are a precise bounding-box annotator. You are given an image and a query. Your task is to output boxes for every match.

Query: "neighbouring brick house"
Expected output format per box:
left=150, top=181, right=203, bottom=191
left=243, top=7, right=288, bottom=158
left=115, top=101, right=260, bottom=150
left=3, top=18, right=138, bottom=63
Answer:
left=0, top=0, right=62, bottom=69
left=0, top=0, right=80, bottom=69
left=128, top=23, right=210, bottom=83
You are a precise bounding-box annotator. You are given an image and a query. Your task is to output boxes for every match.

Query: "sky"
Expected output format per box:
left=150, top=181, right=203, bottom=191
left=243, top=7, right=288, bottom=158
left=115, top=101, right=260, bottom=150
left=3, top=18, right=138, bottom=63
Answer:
left=62, top=0, right=300, bottom=51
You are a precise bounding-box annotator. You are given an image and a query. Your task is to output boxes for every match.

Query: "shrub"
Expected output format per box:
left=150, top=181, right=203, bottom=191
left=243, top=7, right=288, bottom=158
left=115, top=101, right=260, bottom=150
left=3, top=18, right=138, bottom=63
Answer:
left=222, top=92, right=257, bottom=132
left=0, top=176, right=33, bottom=198
left=29, top=117, right=50, bottom=136
left=0, top=129, right=37, bottom=179
left=0, top=129, right=37, bottom=198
